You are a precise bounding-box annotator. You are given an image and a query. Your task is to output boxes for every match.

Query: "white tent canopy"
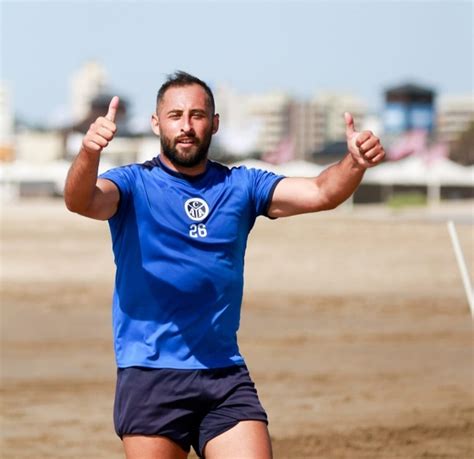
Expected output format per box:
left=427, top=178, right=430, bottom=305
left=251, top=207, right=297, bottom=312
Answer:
left=230, top=156, right=474, bottom=187
left=0, top=159, right=115, bottom=197
left=364, top=156, right=474, bottom=187
left=2, top=155, right=471, bottom=202
left=277, top=160, right=326, bottom=177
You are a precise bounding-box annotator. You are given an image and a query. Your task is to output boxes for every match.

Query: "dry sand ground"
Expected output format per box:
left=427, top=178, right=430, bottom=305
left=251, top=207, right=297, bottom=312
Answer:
left=1, top=199, right=473, bottom=458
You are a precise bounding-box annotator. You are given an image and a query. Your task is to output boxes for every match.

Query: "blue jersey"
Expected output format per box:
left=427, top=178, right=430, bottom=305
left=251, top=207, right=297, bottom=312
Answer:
left=100, top=157, right=284, bottom=370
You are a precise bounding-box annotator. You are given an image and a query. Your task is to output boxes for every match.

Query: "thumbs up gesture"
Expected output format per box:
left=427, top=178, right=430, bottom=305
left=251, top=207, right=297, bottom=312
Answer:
left=344, top=112, right=385, bottom=168
left=82, top=96, right=119, bottom=154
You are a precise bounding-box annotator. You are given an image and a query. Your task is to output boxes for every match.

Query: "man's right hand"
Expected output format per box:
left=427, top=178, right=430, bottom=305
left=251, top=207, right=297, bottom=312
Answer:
left=82, top=96, right=119, bottom=154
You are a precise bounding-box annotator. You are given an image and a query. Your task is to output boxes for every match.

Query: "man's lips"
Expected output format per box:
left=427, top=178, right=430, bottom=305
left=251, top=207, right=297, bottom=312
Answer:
left=176, top=137, right=196, bottom=145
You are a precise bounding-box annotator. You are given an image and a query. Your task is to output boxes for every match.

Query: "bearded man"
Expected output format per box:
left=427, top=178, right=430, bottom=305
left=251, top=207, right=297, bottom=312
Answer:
left=64, top=71, right=385, bottom=459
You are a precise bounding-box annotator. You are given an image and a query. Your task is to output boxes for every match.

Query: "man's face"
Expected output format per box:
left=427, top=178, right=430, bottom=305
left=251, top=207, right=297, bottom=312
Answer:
left=152, top=84, right=218, bottom=168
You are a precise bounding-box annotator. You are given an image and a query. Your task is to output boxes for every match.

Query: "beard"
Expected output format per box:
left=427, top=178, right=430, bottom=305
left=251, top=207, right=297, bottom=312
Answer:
left=160, top=129, right=213, bottom=169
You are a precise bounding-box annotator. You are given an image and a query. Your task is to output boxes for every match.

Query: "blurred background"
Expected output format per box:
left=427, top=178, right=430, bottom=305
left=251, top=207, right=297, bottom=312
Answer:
left=1, top=1, right=473, bottom=458
left=0, top=0, right=473, bottom=204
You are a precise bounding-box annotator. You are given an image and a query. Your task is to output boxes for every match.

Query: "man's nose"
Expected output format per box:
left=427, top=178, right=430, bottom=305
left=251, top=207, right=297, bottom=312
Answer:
left=181, top=116, right=194, bottom=134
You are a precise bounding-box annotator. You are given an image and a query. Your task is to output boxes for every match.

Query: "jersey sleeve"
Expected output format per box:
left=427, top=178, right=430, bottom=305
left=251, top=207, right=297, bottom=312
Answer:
left=99, top=165, right=134, bottom=220
left=247, top=168, right=285, bottom=217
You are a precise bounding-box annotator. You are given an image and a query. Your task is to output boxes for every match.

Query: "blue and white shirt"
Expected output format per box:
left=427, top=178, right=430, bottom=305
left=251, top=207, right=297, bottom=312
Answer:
left=100, top=156, right=284, bottom=370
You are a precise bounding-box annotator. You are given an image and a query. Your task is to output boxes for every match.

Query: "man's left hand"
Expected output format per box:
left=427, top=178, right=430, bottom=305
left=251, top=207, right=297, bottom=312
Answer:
left=344, top=112, right=385, bottom=169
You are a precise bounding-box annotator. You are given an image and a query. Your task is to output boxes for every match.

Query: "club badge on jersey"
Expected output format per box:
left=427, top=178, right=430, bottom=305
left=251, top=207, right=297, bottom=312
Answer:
left=185, top=197, right=209, bottom=238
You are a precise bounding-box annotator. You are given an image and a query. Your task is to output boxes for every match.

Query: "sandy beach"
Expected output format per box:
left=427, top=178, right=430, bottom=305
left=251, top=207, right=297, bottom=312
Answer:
left=1, top=199, right=473, bottom=458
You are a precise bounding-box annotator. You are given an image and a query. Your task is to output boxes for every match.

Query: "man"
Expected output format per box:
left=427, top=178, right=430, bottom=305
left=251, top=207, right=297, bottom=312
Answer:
left=64, top=71, right=385, bottom=459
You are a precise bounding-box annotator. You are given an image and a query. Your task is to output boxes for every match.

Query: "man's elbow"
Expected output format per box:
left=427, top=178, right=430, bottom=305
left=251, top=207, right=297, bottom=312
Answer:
left=321, top=202, right=338, bottom=211
left=65, top=194, right=114, bottom=221
left=64, top=196, right=86, bottom=215
left=315, top=200, right=338, bottom=212
left=64, top=192, right=77, bottom=213
left=318, top=194, right=356, bottom=211
left=63, top=188, right=81, bottom=212
left=315, top=192, right=341, bottom=212
left=64, top=192, right=94, bottom=217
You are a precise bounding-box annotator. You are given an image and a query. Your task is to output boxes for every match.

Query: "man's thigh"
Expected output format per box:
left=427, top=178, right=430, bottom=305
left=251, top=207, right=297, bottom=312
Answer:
left=114, top=367, right=198, bottom=452
left=123, top=434, right=188, bottom=459
left=203, top=420, right=272, bottom=459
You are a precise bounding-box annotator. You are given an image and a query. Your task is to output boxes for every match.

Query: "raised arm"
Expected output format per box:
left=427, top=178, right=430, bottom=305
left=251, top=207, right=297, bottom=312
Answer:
left=64, top=96, right=121, bottom=220
left=268, top=112, right=385, bottom=218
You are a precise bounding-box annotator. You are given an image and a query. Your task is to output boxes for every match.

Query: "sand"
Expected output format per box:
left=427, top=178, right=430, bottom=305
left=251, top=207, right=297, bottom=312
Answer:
left=1, top=199, right=473, bottom=458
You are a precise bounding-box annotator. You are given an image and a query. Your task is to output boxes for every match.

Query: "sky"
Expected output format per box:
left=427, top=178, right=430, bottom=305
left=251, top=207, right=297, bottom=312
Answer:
left=1, top=0, right=473, bottom=125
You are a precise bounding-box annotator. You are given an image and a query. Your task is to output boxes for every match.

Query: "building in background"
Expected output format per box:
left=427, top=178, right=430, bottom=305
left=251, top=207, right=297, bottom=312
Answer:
left=3, top=63, right=472, bottom=201
left=382, top=83, right=440, bottom=162
left=436, top=94, right=474, bottom=165
left=383, top=83, right=435, bottom=135
left=70, top=60, right=107, bottom=124
left=437, top=94, right=474, bottom=144
left=66, top=92, right=145, bottom=166
left=214, top=85, right=262, bottom=159
left=15, top=130, right=64, bottom=163
left=215, top=86, right=367, bottom=162
left=313, top=92, right=367, bottom=144
left=289, top=93, right=368, bottom=162
left=246, top=91, right=292, bottom=156
left=308, top=92, right=367, bottom=163
left=288, top=100, right=323, bottom=161
left=215, top=87, right=293, bottom=160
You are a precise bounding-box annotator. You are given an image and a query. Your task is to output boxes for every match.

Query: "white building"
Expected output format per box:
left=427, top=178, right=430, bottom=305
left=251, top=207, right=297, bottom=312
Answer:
left=289, top=100, right=324, bottom=160
left=215, top=85, right=368, bottom=161
left=312, top=92, right=367, bottom=145
left=15, top=130, right=64, bottom=163
left=436, top=94, right=474, bottom=145
left=246, top=91, right=291, bottom=154
left=214, top=85, right=260, bottom=156
left=215, top=86, right=292, bottom=156
left=70, top=60, right=107, bottom=123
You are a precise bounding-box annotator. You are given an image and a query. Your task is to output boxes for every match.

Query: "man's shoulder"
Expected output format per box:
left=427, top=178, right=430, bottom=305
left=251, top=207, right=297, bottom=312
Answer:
left=209, top=161, right=263, bottom=186
left=211, top=161, right=255, bottom=177
left=208, top=160, right=231, bottom=174
left=218, top=162, right=280, bottom=183
left=101, top=159, right=159, bottom=180
left=140, top=157, right=160, bottom=170
left=102, top=161, right=143, bottom=174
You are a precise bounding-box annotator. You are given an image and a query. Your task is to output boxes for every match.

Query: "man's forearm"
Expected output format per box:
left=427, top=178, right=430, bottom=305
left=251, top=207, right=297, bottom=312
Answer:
left=267, top=113, right=384, bottom=218
left=64, top=96, right=119, bottom=215
left=64, top=148, right=101, bottom=213
left=315, top=152, right=365, bottom=209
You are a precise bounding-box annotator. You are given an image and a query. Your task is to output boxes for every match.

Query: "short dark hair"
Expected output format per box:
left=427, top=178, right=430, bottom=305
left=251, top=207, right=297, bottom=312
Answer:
left=156, top=71, right=215, bottom=115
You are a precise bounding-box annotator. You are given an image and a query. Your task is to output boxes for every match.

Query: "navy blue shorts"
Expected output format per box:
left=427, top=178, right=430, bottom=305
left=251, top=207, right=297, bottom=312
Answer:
left=113, top=364, right=268, bottom=457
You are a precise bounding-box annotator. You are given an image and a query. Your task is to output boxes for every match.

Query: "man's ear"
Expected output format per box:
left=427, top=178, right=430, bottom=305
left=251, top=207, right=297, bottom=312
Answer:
left=212, top=114, right=220, bottom=135
left=151, top=113, right=160, bottom=136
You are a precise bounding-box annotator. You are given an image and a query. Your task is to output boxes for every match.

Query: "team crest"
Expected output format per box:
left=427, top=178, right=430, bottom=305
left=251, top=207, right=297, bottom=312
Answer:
left=184, top=198, right=209, bottom=221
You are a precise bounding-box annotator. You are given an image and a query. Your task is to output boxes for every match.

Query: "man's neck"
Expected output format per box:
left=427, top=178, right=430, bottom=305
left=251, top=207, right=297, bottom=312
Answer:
left=159, top=154, right=208, bottom=177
